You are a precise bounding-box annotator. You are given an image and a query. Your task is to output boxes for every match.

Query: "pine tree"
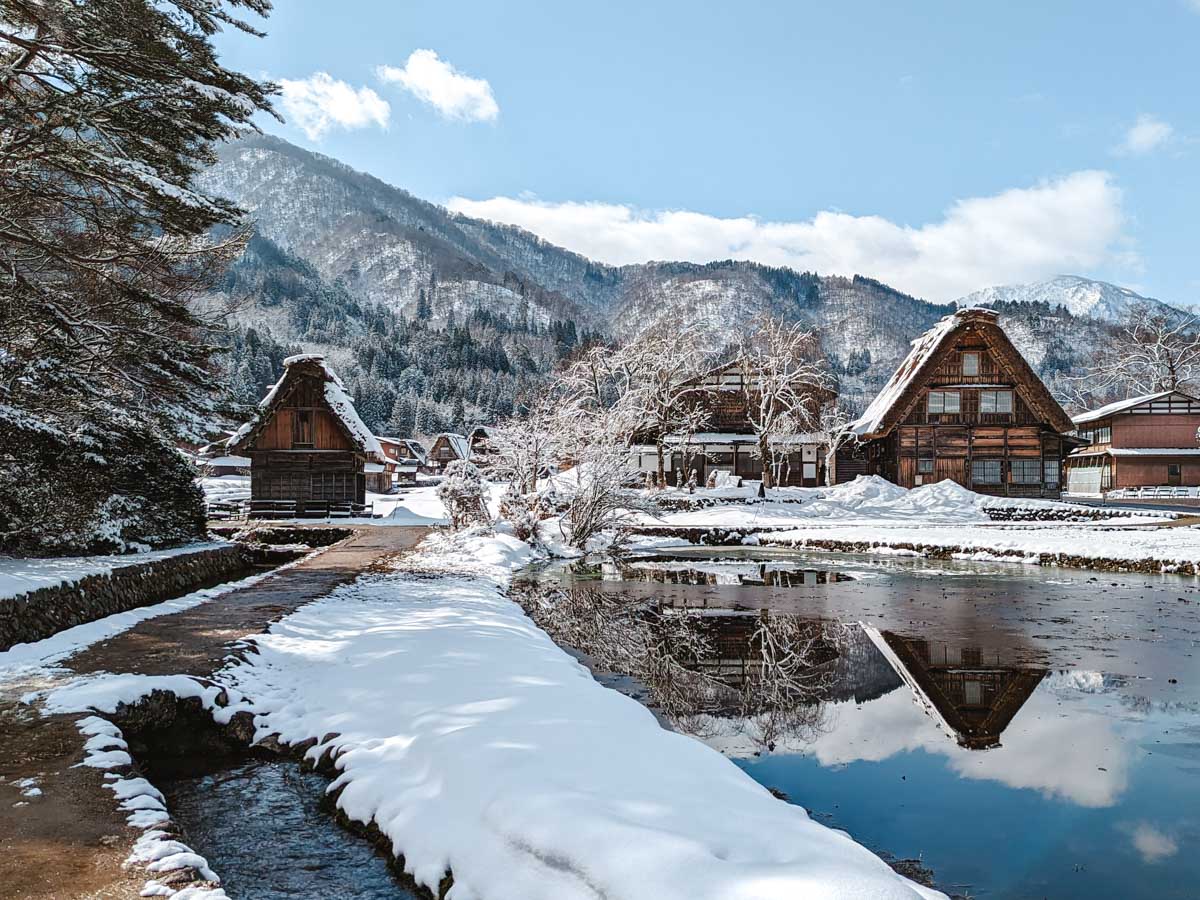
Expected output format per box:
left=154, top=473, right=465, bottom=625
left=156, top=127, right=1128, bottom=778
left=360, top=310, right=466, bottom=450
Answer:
left=0, top=0, right=276, bottom=553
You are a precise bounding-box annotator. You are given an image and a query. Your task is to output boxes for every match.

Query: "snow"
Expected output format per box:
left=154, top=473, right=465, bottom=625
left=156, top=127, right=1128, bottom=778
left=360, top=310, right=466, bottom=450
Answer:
left=0, top=542, right=228, bottom=602
left=848, top=310, right=980, bottom=437
left=42, top=530, right=941, bottom=900
left=956, top=275, right=1179, bottom=324
left=436, top=432, right=470, bottom=459
left=1070, top=389, right=1179, bottom=424
left=196, top=455, right=250, bottom=468
left=0, top=560, right=309, bottom=679
left=1107, top=447, right=1200, bottom=456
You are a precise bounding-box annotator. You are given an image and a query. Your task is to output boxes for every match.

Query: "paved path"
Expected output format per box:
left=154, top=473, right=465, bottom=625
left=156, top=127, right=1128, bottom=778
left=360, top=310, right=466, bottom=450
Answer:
left=0, top=526, right=429, bottom=900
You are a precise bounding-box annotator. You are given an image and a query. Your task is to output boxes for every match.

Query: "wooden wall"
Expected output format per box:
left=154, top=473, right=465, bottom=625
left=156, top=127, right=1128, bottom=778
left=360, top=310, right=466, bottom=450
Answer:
left=1112, top=413, right=1200, bottom=449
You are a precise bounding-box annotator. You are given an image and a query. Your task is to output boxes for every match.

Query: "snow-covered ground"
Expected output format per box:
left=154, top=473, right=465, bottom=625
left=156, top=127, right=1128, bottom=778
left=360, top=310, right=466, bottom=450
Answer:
left=0, top=541, right=229, bottom=602
left=197, top=476, right=454, bottom=526
left=42, top=530, right=943, bottom=900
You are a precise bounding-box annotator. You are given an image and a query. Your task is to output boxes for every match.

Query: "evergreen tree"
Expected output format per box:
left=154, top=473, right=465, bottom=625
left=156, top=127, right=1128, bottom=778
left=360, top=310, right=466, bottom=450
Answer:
left=0, top=0, right=276, bottom=553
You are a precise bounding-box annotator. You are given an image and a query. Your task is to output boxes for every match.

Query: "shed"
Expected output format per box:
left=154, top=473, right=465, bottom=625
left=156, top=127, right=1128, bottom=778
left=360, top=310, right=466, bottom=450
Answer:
left=227, top=355, right=384, bottom=517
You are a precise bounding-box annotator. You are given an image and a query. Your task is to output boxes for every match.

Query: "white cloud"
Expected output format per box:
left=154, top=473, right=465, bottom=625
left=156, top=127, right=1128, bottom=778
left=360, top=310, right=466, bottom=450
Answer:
left=448, top=171, right=1127, bottom=302
left=377, top=50, right=499, bottom=123
left=279, top=72, right=390, bottom=141
left=1118, top=114, right=1173, bottom=155
left=1122, top=822, right=1178, bottom=863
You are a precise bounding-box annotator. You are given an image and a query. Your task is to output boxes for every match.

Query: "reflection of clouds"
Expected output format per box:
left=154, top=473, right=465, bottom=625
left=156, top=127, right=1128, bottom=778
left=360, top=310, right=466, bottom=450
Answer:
left=1121, top=821, right=1178, bottom=863
left=756, top=675, right=1133, bottom=808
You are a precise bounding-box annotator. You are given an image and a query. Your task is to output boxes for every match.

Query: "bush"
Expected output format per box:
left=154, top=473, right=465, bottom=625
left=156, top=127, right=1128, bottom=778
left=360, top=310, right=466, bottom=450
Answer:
left=436, top=460, right=490, bottom=529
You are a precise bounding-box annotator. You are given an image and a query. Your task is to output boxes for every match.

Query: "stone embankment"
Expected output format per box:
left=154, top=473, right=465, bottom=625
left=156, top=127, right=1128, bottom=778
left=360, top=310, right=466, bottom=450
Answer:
left=0, top=545, right=255, bottom=651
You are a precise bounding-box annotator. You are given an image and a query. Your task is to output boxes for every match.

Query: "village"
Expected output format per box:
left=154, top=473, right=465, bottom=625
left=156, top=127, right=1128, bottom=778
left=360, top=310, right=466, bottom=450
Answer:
left=2, top=3, right=1199, bottom=900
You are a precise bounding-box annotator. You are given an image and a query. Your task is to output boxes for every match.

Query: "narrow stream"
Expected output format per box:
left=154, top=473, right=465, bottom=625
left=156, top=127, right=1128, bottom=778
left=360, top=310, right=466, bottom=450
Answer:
left=515, top=547, right=1200, bottom=899
left=160, top=759, right=419, bottom=899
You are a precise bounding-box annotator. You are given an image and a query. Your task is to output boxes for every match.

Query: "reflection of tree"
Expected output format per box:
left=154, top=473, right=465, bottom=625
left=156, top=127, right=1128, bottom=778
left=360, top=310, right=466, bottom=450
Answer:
left=518, top=587, right=840, bottom=750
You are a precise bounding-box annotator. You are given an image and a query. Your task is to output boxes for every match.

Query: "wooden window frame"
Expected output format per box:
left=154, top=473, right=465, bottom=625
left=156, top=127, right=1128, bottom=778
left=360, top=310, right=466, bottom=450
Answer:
left=979, top=390, right=1013, bottom=414
left=928, top=390, right=961, bottom=415
left=292, top=409, right=314, bottom=449
left=971, top=459, right=1002, bottom=484
left=961, top=352, right=980, bottom=376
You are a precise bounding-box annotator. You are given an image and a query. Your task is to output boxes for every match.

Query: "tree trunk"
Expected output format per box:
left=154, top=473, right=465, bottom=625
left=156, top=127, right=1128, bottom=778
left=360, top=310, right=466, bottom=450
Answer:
left=759, top=435, right=774, bottom=489
left=656, top=441, right=666, bottom=489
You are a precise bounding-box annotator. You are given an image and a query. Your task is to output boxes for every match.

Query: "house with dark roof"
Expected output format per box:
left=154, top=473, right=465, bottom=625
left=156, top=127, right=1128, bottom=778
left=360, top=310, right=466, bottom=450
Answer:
left=429, top=432, right=470, bottom=471
left=833, top=308, right=1076, bottom=497
left=1063, top=389, right=1200, bottom=498
left=227, top=354, right=384, bottom=517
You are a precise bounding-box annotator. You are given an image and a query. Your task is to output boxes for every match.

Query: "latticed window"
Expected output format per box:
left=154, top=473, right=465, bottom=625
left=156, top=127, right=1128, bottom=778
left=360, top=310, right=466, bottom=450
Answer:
left=972, top=459, right=1002, bottom=484
left=1044, top=460, right=1060, bottom=485
left=928, top=391, right=961, bottom=414
left=962, top=352, right=980, bottom=376
left=292, top=410, right=313, bottom=448
left=979, top=390, right=1013, bottom=414
left=1011, top=459, right=1042, bottom=483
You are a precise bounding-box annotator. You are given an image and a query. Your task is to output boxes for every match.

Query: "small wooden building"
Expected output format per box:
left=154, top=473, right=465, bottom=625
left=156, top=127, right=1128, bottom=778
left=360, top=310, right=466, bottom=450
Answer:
left=376, top=436, right=427, bottom=487
left=227, top=355, right=385, bottom=516
left=833, top=308, right=1075, bottom=497
left=429, top=432, right=469, bottom=471
left=1064, top=389, right=1200, bottom=496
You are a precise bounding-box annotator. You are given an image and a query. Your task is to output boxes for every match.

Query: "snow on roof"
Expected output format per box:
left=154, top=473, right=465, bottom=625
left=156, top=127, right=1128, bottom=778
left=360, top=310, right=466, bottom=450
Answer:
left=438, top=432, right=470, bottom=458
left=1071, top=390, right=1193, bottom=424
left=849, top=309, right=993, bottom=437
left=227, top=356, right=383, bottom=462
left=199, top=455, right=250, bottom=468
left=1108, top=447, right=1200, bottom=457
left=663, top=432, right=827, bottom=446
left=364, top=462, right=385, bottom=473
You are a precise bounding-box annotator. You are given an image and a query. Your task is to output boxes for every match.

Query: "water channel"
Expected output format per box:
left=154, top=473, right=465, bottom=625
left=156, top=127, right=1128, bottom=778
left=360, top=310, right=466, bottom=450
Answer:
left=515, top=546, right=1200, bottom=899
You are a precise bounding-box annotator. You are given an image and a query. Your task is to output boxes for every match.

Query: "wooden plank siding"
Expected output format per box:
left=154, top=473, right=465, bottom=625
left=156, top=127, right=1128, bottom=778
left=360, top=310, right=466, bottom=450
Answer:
left=835, top=310, right=1071, bottom=497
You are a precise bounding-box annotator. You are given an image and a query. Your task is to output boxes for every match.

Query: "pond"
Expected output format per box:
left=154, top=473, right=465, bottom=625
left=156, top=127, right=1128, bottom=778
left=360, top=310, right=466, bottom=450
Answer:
left=515, top=547, right=1200, bottom=899
left=159, top=759, right=419, bottom=899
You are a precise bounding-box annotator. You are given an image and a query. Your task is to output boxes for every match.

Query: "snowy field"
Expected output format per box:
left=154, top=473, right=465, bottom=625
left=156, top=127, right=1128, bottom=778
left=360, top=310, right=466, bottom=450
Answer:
left=42, top=530, right=943, bottom=900
left=198, top=476, right=455, bottom=526
left=0, top=541, right=229, bottom=602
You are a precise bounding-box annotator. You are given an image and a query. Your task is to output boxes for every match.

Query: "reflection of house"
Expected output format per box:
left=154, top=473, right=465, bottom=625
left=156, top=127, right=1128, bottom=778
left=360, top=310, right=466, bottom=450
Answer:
left=863, top=625, right=1045, bottom=750
left=631, top=361, right=836, bottom=487
left=834, top=309, right=1076, bottom=498
left=1064, top=390, right=1200, bottom=498
left=227, top=355, right=384, bottom=516
left=429, top=432, right=469, bottom=471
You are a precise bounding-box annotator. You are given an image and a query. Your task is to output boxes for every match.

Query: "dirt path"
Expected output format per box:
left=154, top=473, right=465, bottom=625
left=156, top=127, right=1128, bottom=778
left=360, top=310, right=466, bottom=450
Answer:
left=0, top=525, right=429, bottom=900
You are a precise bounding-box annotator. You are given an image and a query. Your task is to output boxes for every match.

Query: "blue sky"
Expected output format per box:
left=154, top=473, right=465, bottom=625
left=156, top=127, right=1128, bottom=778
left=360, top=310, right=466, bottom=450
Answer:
left=214, top=0, right=1199, bottom=303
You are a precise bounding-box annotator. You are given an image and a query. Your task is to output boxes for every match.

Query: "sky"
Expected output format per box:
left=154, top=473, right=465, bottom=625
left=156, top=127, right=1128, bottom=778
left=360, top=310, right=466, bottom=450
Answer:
left=214, top=0, right=1199, bottom=304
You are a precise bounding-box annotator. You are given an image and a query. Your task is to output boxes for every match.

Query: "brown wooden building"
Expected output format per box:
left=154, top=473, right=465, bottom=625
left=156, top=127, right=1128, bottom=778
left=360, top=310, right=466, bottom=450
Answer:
left=429, top=432, right=469, bottom=471
left=376, top=436, right=426, bottom=487
left=631, top=361, right=836, bottom=487
left=833, top=308, right=1075, bottom=497
left=1064, top=389, right=1200, bottom=497
left=227, top=355, right=385, bottom=516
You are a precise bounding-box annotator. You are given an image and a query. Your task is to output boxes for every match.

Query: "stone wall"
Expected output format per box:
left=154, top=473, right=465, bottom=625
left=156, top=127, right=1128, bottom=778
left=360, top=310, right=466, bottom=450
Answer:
left=0, top=545, right=252, bottom=651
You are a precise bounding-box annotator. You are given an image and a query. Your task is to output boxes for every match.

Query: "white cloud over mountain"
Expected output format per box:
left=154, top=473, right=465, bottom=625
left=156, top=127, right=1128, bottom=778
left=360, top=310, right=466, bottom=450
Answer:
left=378, top=50, right=499, bottom=123
left=279, top=72, right=390, bottom=140
left=449, top=170, right=1127, bottom=302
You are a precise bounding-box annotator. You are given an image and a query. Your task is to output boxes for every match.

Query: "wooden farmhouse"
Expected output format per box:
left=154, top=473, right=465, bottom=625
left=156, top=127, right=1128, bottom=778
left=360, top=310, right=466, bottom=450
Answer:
left=376, top=436, right=427, bottom=487
left=833, top=308, right=1076, bottom=497
left=631, top=360, right=836, bottom=487
left=429, top=432, right=470, bottom=471
left=1064, top=389, right=1200, bottom=498
left=227, top=355, right=385, bottom=517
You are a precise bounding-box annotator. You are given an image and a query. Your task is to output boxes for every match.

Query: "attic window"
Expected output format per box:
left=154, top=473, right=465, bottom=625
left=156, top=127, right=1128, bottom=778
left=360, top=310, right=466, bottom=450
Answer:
left=292, top=410, right=313, bottom=448
left=928, top=390, right=961, bottom=414
left=962, top=352, right=980, bottom=376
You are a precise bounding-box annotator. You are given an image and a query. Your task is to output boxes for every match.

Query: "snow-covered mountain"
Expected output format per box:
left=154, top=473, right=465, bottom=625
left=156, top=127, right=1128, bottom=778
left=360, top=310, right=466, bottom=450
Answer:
left=200, top=135, right=1120, bottom=419
left=956, top=275, right=1183, bottom=323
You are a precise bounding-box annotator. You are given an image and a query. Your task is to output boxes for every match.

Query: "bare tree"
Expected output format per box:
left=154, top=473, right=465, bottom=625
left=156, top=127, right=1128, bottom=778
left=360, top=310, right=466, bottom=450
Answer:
left=734, top=319, right=832, bottom=488
left=1074, top=303, right=1200, bottom=404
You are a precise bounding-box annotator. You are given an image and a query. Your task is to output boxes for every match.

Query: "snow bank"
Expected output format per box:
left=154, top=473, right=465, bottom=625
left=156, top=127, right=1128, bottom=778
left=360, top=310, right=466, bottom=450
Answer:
left=44, top=531, right=940, bottom=900
left=0, top=542, right=228, bottom=602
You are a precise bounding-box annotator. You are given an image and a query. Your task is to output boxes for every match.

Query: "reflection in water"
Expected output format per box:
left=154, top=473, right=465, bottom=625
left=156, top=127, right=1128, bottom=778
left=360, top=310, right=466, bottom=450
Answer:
left=617, top=561, right=856, bottom=586
left=865, top=628, right=1046, bottom=750
left=517, top=548, right=1200, bottom=899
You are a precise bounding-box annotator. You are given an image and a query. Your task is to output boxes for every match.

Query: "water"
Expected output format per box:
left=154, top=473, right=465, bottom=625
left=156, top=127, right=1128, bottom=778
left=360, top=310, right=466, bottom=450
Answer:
left=160, top=760, right=419, bottom=899
left=518, top=548, right=1200, bottom=899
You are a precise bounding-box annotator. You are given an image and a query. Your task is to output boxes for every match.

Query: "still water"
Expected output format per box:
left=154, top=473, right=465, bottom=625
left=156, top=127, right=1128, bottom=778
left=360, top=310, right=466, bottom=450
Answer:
left=519, top=547, right=1200, bottom=899
left=160, top=760, right=419, bottom=899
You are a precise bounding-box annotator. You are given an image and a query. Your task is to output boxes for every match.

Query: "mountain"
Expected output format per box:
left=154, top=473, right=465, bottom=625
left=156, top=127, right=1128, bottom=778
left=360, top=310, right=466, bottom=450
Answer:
left=199, top=135, right=1114, bottom=429
left=956, top=275, right=1183, bottom=323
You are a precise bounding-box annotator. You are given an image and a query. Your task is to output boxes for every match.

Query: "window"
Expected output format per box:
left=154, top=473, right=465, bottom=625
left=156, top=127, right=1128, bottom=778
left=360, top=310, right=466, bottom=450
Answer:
left=1011, top=459, right=1042, bottom=483
left=962, top=352, right=980, bottom=376
left=1044, top=459, right=1060, bottom=485
left=928, top=391, right=961, bottom=414
left=1078, top=424, right=1112, bottom=445
left=972, top=459, right=1002, bottom=484
left=917, top=458, right=935, bottom=474
left=292, top=410, right=313, bottom=448
left=979, top=390, right=1013, bottom=414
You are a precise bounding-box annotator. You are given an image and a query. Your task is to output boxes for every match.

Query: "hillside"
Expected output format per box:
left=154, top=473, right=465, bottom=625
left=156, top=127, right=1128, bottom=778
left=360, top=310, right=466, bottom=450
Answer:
left=200, top=135, right=1130, bottom=430
left=956, top=275, right=1184, bottom=323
